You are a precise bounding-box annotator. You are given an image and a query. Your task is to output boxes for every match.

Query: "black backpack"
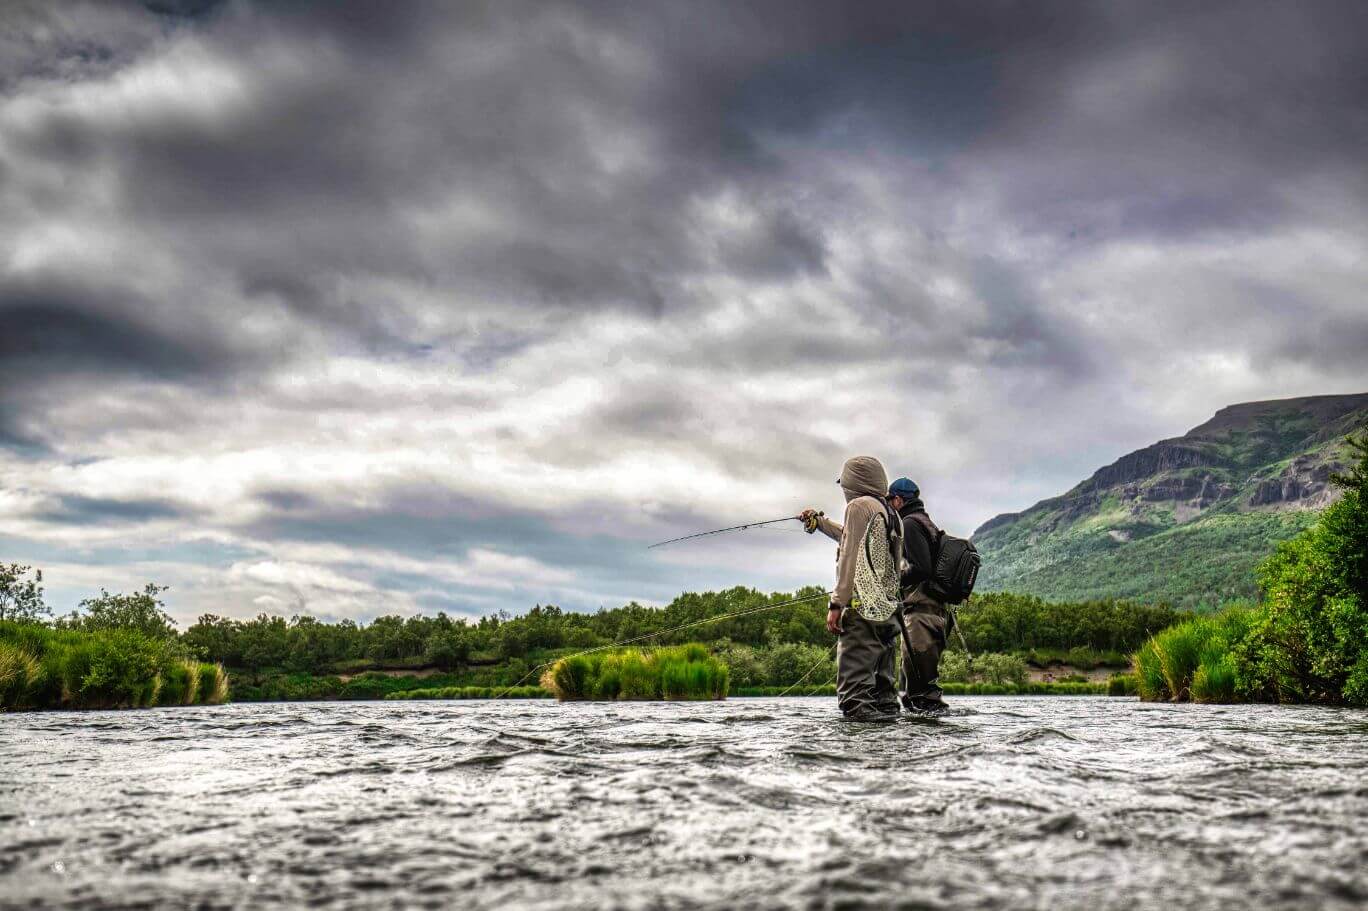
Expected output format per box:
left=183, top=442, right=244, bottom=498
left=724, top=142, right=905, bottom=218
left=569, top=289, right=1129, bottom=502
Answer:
left=906, top=513, right=981, bottom=605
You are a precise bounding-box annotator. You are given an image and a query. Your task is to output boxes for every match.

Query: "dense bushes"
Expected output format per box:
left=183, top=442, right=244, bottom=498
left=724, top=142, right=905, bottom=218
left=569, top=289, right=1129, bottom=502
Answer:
left=541, top=644, right=729, bottom=701
left=0, top=621, right=229, bottom=711
left=955, top=593, right=1185, bottom=655
left=1133, top=435, right=1368, bottom=706
left=939, top=650, right=1029, bottom=685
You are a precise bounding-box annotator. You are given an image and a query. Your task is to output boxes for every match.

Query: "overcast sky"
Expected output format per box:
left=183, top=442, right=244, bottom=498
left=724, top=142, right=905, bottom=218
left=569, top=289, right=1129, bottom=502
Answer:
left=3, top=1, right=1366, bottom=625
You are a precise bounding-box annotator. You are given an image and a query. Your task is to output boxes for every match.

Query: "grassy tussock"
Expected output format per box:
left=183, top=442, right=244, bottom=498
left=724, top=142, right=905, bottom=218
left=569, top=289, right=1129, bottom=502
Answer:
left=541, top=644, right=729, bottom=701
left=197, top=664, right=229, bottom=704
left=1132, top=609, right=1253, bottom=703
left=0, top=621, right=230, bottom=712
left=1107, top=673, right=1139, bottom=696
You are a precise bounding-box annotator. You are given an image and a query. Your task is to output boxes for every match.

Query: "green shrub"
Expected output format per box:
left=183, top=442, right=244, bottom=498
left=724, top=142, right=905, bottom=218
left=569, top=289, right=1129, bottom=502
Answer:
left=976, top=652, right=1029, bottom=686
left=75, top=630, right=165, bottom=708
left=762, top=642, right=833, bottom=687
left=0, top=618, right=230, bottom=712
left=1244, top=438, right=1368, bottom=705
left=1191, top=653, right=1237, bottom=703
left=1134, top=608, right=1256, bottom=703
left=545, top=655, right=594, bottom=700
left=158, top=660, right=198, bottom=705
left=0, top=641, right=40, bottom=710
left=617, top=651, right=659, bottom=700
left=593, top=655, right=623, bottom=699
left=1152, top=620, right=1207, bottom=701
left=939, top=649, right=971, bottom=683
left=540, top=645, right=728, bottom=701
left=1133, top=640, right=1168, bottom=701
left=197, top=664, right=228, bottom=704
left=1107, top=673, right=1138, bottom=696
left=713, top=641, right=764, bottom=687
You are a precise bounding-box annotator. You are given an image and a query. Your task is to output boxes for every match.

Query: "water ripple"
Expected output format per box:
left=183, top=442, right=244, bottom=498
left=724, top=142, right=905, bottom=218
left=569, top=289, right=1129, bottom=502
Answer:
left=2, top=697, right=1366, bottom=909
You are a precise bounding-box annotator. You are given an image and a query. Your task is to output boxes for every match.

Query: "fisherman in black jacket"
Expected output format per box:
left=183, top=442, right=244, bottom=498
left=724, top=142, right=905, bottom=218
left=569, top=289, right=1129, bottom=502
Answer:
left=888, top=478, right=951, bottom=715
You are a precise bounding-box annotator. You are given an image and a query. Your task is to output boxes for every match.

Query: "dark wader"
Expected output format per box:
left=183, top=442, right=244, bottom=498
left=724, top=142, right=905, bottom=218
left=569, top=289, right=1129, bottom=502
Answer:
left=898, top=584, right=950, bottom=708
left=836, top=609, right=901, bottom=718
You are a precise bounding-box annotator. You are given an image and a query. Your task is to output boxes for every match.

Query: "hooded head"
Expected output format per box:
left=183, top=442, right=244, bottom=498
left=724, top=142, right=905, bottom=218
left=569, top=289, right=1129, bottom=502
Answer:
left=839, top=456, right=888, bottom=503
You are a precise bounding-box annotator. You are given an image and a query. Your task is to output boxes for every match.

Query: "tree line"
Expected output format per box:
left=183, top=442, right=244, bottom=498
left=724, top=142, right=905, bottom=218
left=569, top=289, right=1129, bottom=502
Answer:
left=0, top=563, right=1185, bottom=680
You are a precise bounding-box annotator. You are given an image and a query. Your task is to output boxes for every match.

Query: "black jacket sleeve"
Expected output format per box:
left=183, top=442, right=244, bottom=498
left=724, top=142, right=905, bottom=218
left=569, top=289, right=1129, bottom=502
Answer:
left=900, top=514, right=935, bottom=590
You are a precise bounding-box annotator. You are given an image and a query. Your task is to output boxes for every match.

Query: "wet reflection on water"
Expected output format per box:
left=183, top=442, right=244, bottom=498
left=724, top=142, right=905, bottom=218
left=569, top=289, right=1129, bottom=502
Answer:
left=3, top=697, right=1367, bottom=909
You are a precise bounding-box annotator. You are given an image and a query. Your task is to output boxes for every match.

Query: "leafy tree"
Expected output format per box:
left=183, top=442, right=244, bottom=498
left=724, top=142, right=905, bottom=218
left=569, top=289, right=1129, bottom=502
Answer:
left=65, top=584, right=175, bottom=638
left=761, top=642, right=832, bottom=687
left=424, top=629, right=470, bottom=670
left=0, top=563, right=48, bottom=623
left=1244, top=434, right=1368, bottom=704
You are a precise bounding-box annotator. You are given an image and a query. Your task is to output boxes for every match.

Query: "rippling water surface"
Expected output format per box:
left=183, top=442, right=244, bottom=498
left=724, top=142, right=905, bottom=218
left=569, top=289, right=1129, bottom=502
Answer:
left=3, top=697, right=1367, bottom=909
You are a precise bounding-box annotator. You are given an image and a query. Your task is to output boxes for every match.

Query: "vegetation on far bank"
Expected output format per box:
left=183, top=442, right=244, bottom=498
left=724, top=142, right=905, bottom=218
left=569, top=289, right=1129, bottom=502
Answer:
left=3, top=555, right=1189, bottom=706
left=1132, top=435, right=1368, bottom=706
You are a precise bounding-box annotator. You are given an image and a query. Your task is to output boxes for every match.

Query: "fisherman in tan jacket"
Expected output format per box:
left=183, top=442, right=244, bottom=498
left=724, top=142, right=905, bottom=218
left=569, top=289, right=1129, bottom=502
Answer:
left=800, top=456, right=904, bottom=722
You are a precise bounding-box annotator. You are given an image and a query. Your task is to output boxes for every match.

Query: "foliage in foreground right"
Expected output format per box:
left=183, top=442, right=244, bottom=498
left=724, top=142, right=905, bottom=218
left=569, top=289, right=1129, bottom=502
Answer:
left=1133, top=434, right=1368, bottom=706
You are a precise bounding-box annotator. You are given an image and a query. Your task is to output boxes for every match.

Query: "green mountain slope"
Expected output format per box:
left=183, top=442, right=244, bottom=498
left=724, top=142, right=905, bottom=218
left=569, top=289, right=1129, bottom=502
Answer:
left=973, top=393, right=1368, bottom=608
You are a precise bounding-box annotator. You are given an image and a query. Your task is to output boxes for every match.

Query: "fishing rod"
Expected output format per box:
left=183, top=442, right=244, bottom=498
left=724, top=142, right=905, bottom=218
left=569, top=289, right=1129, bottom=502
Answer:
left=647, top=512, right=822, bottom=549
left=492, top=589, right=833, bottom=699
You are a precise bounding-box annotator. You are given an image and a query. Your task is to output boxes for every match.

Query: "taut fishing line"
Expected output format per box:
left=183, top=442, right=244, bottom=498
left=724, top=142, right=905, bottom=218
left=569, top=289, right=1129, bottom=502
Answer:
left=492, top=590, right=833, bottom=699
left=646, top=512, right=821, bottom=549
left=774, top=645, right=837, bottom=698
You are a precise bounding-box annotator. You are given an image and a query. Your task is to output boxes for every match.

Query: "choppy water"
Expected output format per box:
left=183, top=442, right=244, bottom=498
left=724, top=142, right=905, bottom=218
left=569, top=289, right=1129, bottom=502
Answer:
left=3, top=697, right=1367, bottom=910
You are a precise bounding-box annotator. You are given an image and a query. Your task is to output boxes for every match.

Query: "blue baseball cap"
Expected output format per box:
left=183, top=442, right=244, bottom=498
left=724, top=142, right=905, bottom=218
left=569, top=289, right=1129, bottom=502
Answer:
left=889, top=477, right=920, bottom=499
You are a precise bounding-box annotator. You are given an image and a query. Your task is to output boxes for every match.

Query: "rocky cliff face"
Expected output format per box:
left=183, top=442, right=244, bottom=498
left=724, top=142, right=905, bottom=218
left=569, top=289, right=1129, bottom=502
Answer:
left=972, top=392, right=1368, bottom=607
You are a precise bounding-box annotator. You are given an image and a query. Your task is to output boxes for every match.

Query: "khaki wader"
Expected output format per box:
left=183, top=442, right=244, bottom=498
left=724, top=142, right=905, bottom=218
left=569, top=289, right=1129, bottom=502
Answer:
left=898, top=583, right=950, bottom=707
left=836, top=608, right=902, bottom=717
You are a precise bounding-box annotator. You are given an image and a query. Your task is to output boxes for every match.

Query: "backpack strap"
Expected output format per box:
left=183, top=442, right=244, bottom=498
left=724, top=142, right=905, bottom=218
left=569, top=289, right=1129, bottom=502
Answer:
left=907, top=511, right=942, bottom=561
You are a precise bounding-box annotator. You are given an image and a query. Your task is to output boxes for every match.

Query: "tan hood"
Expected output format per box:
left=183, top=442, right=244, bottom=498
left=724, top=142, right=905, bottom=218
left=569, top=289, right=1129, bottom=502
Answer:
left=840, top=456, right=888, bottom=502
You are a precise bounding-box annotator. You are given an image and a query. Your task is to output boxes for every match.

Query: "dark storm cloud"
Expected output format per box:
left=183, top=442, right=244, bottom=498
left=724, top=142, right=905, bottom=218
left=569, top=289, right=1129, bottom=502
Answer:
left=4, top=1, right=1367, bottom=619
left=0, top=283, right=231, bottom=380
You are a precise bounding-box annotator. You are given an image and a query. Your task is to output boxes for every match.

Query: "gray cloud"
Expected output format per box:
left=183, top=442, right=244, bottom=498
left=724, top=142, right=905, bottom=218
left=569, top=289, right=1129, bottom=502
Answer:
left=34, top=494, right=193, bottom=525
left=1, top=1, right=1366, bottom=620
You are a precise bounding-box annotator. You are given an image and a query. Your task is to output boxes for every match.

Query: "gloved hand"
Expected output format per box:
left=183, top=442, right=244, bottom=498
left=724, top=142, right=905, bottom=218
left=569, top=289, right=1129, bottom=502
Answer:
left=798, top=508, right=824, bottom=534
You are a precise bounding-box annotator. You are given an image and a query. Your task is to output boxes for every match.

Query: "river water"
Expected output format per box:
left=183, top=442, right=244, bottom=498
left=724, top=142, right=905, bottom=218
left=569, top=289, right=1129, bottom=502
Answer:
left=3, top=697, right=1366, bottom=910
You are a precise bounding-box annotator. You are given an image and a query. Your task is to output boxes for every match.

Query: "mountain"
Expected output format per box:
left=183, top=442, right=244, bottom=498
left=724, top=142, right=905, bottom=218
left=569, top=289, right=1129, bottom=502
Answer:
left=972, top=393, right=1368, bottom=608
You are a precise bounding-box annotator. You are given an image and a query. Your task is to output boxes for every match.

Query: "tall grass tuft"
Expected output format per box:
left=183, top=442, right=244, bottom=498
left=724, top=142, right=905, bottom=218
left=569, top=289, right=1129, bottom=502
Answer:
left=1106, top=673, right=1138, bottom=697
left=1190, top=654, right=1238, bottom=703
left=1132, top=640, right=1169, bottom=701
left=1152, top=619, right=1208, bottom=701
left=1133, top=608, right=1256, bottom=703
left=0, top=641, right=41, bottom=710
left=196, top=664, right=229, bottom=704
left=158, top=660, right=200, bottom=706
left=542, top=644, right=729, bottom=701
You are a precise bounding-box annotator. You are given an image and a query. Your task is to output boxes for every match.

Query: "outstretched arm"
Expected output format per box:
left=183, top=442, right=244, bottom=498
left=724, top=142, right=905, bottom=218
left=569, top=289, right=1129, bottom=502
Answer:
left=833, top=499, right=876, bottom=608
